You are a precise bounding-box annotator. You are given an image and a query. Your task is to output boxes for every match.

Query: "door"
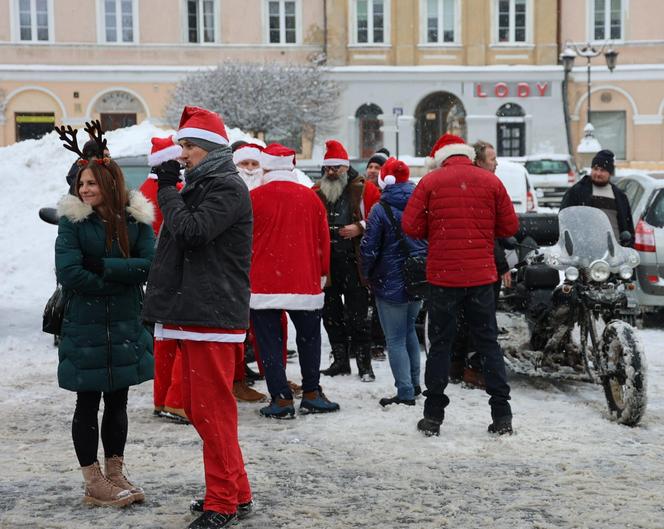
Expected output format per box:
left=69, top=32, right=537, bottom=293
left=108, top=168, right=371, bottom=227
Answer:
left=100, top=113, right=137, bottom=131
left=15, top=112, right=55, bottom=141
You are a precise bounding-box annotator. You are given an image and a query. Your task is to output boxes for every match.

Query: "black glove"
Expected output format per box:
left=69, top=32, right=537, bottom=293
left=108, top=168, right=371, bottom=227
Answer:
left=153, top=160, right=182, bottom=189
left=82, top=256, right=104, bottom=276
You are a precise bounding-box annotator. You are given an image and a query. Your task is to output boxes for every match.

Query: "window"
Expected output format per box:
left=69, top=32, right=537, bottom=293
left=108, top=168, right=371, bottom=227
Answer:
left=267, top=0, right=298, bottom=44
left=102, top=0, right=135, bottom=43
left=590, top=110, right=626, bottom=159
left=187, top=0, right=216, bottom=43
left=356, top=104, right=383, bottom=159
left=17, top=0, right=50, bottom=42
left=15, top=112, right=54, bottom=141
left=497, top=103, right=526, bottom=157
left=497, top=0, right=527, bottom=43
left=424, top=0, right=456, bottom=44
left=592, top=0, right=622, bottom=41
left=354, top=0, right=388, bottom=45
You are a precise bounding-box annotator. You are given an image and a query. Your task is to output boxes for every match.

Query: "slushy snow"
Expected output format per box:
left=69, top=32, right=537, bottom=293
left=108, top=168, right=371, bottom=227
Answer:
left=1, top=124, right=664, bottom=529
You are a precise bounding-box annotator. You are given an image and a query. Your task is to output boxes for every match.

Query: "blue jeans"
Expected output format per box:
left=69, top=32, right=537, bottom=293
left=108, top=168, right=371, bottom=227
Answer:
left=375, top=297, right=423, bottom=401
left=250, top=309, right=322, bottom=400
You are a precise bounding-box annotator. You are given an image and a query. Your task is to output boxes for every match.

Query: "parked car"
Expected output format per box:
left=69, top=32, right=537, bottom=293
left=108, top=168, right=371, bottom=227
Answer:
left=613, top=172, right=664, bottom=316
left=523, top=154, right=577, bottom=207
left=496, top=158, right=538, bottom=214
left=114, top=155, right=148, bottom=189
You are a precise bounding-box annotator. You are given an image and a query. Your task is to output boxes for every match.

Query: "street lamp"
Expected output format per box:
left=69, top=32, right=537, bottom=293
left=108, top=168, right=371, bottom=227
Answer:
left=559, top=40, right=619, bottom=153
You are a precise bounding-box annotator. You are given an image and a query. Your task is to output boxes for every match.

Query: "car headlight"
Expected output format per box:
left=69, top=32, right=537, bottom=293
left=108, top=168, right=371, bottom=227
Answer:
left=564, top=266, right=579, bottom=281
left=589, top=260, right=610, bottom=282
left=619, top=265, right=633, bottom=280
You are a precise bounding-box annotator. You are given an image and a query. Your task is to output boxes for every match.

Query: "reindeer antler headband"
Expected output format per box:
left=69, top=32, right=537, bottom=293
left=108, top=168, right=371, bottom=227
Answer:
left=55, top=120, right=111, bottom=167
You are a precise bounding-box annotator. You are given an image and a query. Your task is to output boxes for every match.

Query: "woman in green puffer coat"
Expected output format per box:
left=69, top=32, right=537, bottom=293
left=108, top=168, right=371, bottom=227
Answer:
left=55, top=159, right=155, bottom=508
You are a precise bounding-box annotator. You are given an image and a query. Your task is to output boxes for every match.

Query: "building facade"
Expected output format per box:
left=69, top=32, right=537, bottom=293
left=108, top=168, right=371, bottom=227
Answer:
left=2, top=0, right=659, bottom=167
left=561, top=0, right=664, bottom=170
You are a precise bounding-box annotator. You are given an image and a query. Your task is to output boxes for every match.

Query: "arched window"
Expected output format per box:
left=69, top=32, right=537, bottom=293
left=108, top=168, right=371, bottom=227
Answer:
left=414, top=92, right=466, bottom=157
left=356, top=103, right=383, bottom=159
left=496, top=103, right=525, bottom=157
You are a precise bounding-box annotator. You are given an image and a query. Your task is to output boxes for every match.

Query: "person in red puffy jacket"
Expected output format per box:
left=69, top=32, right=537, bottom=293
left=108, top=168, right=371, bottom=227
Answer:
left=402, top=133, right=519, bottom=437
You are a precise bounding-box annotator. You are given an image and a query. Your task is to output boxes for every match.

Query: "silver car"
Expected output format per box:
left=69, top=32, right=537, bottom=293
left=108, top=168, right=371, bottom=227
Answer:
left=614, top=172, right=664, bottom=314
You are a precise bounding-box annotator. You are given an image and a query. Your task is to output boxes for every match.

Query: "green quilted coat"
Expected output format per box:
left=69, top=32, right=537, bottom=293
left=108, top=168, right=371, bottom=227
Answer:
left=55, top=191, right=155, bottom=392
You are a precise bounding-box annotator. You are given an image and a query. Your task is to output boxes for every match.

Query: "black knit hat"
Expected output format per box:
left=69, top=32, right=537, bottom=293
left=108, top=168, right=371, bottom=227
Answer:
left=367, top=147, right=390, bottom=168
left=591, top=149, right=615, bottom=174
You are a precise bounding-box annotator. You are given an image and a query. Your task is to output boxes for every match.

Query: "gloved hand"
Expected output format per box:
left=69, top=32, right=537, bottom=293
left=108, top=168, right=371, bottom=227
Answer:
left=153, top=160, right=182, bottom=189
left=82, top=256, right=104, bottom=276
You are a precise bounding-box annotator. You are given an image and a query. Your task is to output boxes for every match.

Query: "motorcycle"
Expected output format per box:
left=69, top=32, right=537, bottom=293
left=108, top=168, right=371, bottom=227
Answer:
left=501, top=205, right=646, bottom=426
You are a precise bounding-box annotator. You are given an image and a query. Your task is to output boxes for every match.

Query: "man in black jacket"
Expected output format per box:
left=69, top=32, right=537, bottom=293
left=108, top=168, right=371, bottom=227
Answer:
left=143, top=106, right=253, bottom=529
left=560, top=149, right=634, bottom=243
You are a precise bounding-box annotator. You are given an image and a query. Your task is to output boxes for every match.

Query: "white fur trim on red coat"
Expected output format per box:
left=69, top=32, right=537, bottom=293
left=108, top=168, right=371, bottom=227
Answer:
left=57, top=190, right=154, bottom=225
left=250, top=292, right=325, bottom=311
left=262, top=170, right=300, bottom=185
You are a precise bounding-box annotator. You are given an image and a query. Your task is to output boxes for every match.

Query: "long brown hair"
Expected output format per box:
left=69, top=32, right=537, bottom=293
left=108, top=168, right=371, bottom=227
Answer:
left=76, top=160, right=131, bottom=257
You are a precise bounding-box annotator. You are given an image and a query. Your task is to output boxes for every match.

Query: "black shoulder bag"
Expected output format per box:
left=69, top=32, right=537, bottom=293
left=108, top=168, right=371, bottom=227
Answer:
left=380, top=201, right=429, bottom=299
left=42, top=285, right=70, bottom=335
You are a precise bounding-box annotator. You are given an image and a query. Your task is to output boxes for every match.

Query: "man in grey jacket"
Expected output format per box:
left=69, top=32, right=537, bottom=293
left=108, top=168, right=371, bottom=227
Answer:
left=143, top=106, right=253, bottom=529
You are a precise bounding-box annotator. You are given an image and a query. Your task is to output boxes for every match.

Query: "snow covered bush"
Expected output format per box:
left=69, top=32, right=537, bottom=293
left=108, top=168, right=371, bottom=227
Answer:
left=165, top=62, right=340, bottom=149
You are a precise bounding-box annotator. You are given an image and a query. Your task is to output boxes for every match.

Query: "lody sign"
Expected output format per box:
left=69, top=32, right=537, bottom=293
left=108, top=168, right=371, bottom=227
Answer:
left=473, top=81, right=551, bottom=98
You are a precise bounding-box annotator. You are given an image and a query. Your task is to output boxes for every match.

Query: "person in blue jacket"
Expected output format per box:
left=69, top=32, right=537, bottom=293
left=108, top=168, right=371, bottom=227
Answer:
left=360, top=158, right=428, bottom=406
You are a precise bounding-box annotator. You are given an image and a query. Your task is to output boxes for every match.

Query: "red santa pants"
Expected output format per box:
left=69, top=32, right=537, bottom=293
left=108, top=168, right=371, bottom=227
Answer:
left=250, top=311, right=289, bottom=375
left=180, top=340, right=252, bottom=514
left=153, top=339, right=183, bottom=410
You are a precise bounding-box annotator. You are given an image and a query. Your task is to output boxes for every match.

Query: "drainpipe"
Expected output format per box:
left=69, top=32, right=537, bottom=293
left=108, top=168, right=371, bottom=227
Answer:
left=323, top=0, right=328, bottom=63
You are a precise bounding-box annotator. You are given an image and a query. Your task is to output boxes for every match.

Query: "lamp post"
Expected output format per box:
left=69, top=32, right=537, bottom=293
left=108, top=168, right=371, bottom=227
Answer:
left=560, top=41, right=619, bottom=155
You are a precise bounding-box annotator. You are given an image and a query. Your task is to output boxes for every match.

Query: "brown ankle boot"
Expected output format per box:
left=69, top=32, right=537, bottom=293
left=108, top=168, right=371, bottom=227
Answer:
left=233, top=380, right=267, bottom=402
left=463, top=367, right=486, bottom=389
left=81, top=461, right=134, bottom=507
left=105, top=456, right=145, bottom=503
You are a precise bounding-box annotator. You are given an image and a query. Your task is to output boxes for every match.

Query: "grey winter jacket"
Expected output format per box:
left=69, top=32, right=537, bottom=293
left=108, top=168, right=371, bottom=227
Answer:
left=142, top=147, right=253, bottom=329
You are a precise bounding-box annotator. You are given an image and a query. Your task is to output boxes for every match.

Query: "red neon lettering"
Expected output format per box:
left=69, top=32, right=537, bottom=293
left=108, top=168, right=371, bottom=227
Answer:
left=494, top=82, right=509, bottom=98
left=536, top=82, right=549, bottom=96
left=517, top=83, right=531, bottom=97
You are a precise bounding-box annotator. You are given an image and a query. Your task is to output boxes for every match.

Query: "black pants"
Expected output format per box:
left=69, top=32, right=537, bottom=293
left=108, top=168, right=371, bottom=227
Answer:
left=251, top=309, right=322, bottom=400
left=452, top=278, right=502, bottom=369
left=323, top=252, right=370, bottom=348
left=72, top=388, right=129, bottom=467
left=424, top=284, right=511, bottom=422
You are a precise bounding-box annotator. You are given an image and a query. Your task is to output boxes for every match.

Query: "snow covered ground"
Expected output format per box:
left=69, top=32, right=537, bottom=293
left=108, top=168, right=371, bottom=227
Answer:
left=2, top=126, right=664, bottom=528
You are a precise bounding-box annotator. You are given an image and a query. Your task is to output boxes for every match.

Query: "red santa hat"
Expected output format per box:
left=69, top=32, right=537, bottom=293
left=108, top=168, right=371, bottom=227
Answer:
left=322, top=140, right=349, bottom=167
left=233, top=143, right=264, bottom=166
left=260, top=143, right=297, bottom=171
left=425, top=133, right=475, bottom=169
left=378, top=157, right=410, bottom=190
left=175, top=105, right=229, bottom=146
left=148, top=135, right=182, bottom=166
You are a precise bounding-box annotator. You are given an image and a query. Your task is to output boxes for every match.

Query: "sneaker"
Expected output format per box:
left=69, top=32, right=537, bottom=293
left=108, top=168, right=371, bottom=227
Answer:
left=190, top=500, right=253, bottom=519
left=379, top=396, right=416, bottom=407
left=300, top=389, right=340, bottom=414
left=371, top=345, right=386, bottom=361
left=488, top=416, right=513, bottom=435
left=187, top=510, right=237, bottom=529
left=417, top=417, right=442, bottom=437
left=287, top=380, right=303, bottom=398
left=259, top=399, right=295, bottom=419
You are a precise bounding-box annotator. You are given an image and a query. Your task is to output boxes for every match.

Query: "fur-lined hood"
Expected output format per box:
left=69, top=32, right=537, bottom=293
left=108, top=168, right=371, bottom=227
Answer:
left=57, top=190, right=155, bottom=225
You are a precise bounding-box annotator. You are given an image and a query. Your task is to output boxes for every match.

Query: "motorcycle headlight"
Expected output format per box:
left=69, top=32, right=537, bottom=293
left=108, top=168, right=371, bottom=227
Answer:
left=546, top=253, right=560, bottom=267
left=626, top=250, right=641, bottom=267
left=589, top=260, right=611, bottom=282
left=619, top=265, right=633, bottom=280
left=564, top=266, right=579, bottom=281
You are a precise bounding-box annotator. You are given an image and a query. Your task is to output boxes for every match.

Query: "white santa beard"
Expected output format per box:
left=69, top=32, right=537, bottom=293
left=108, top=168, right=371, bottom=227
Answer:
left=319, top=173, right=348, bottom=204
left=238, top=167, right=264, bottom=190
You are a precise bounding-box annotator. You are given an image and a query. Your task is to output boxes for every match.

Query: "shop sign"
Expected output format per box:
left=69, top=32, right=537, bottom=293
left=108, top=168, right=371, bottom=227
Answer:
left=474, top=82, right=551, bottom=98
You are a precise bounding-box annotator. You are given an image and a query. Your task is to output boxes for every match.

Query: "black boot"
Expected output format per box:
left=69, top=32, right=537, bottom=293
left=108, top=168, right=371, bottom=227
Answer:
left=355, top=345, right=375, bottom=382
left=245, top=363, right=263, bottom=383
left=321, top=344, right=351, bottom=377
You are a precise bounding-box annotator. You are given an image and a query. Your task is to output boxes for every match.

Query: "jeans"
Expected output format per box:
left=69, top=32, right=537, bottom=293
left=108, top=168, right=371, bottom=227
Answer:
left=375, top=297, right=423, bottom=401
left=250, top=309, right=322, bottom=400
left=424, top=284, right=511, bottom=422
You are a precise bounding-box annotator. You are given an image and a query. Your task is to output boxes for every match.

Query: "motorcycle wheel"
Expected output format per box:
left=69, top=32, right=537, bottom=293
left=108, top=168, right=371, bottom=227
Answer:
left=600, top=321, right=647, bottom=427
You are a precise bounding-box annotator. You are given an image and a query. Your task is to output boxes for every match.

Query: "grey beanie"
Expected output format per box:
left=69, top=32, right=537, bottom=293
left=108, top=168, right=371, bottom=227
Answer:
left=182, top=137, right=224, bottom=153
